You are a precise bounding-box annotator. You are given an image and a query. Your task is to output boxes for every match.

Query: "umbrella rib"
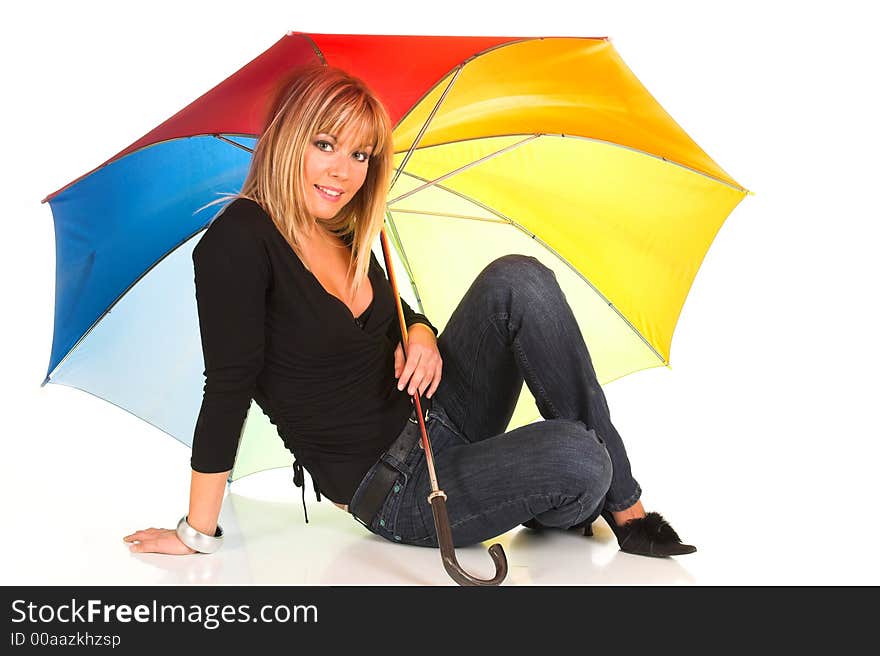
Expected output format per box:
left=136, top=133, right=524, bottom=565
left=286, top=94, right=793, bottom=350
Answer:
left=388, top=134, right=540, bottom=205
left=390, top=66, right=463, bottom=193
left=384, top=64, right=467, bottom=312
left=214, top=134, right=255, bottom=153
left=383, top=210, right=428, bottom=316
left=292, top=32, right=327, bottom=64
left=390, top=170, right=668, bottom=366
left=386, top=208, right=508, bottom=224
left=395, top=132, right=747, bottom=194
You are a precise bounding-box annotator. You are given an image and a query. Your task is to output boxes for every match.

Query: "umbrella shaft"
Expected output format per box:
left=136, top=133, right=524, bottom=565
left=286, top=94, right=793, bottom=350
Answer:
left=379, top=230, right=442, bottom=494
left=412, top=394, right=440, bottom=492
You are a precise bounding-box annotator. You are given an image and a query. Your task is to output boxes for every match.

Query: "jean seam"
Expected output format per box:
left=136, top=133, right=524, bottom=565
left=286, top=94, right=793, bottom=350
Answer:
left=508, top=329, right=560, bottom=419
left=494, top=287, right=561, bottom=418
left=459, top=313, right=508, bottom=436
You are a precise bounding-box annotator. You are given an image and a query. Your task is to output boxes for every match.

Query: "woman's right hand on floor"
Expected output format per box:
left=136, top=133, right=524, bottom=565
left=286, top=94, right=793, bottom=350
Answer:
left=123, top=528, right=197, bottom=555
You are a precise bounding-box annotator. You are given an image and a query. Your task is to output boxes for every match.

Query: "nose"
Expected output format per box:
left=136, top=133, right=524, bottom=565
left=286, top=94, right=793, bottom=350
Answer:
left=328, top=152, right=350, bottom=181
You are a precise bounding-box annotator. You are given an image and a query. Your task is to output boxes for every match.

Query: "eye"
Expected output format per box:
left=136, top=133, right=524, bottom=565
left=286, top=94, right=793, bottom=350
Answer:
left=315, top=140, right=333, bottom=152
left=353, top=151, right=370, bottom=163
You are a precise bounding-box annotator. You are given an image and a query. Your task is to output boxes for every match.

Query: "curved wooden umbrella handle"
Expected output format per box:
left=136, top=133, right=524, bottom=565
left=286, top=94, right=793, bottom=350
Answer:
left=430, top=491, right=509, bottom=586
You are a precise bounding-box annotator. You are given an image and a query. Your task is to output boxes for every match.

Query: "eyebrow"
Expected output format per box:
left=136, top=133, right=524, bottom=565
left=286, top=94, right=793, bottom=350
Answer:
left=319, top=133, right=374, bottom=149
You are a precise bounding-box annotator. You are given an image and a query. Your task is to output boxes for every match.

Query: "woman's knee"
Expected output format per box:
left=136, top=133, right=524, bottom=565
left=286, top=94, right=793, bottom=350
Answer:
left=481, top=254, right=559, bottom=300
left=537, top=419, right=613, bottom=495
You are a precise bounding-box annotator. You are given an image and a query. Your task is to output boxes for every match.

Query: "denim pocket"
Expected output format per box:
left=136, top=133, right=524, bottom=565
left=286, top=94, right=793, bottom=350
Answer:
left=426, top=408, right=468, bottom=446
left=373, top=467, right=409, bottom=542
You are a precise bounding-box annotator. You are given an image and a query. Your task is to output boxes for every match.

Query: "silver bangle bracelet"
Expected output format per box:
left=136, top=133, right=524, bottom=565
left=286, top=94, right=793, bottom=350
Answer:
left=176, top=515, right=224, bottom=554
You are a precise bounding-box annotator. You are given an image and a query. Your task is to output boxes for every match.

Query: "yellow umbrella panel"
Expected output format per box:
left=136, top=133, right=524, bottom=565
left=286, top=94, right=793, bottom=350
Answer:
left=383, top=37, right=748, bottom=434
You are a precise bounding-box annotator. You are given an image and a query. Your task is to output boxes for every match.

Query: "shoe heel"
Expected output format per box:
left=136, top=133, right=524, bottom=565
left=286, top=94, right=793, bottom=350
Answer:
left=600, top=509, right=626, bottom=544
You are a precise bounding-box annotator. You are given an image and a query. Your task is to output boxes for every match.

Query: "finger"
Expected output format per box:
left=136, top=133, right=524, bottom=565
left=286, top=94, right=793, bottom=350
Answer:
left=128, top=539, right=154, bottom=553
left=402, top=360, right=426, bottom=394
left=419, top=370, right=436, bottom=397
left=426, top=365, right=442, bottom=398
left=394, top=343, right=404, bottom=377
left=413, top=366, right=430, bottom=396
left=407, top=350, right=437, bottom=395
left=407, top=368, right=428, bottom=396
left=124, top=526, right=168, bottom=542
left=397, top=351, right=422, bottom=390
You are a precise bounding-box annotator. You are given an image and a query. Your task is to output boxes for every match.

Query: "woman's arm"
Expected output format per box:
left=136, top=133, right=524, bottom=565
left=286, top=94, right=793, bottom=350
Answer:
left=124, top=201, right=270, bottom=555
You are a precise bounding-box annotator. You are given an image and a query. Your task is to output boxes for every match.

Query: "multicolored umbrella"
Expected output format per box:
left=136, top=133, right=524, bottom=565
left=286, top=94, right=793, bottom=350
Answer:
left=43, top=31, right=748, bottom=484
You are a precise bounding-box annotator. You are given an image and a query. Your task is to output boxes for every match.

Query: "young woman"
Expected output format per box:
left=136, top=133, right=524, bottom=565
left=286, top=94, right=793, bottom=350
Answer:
left=123, top=63, right=695, bottom=561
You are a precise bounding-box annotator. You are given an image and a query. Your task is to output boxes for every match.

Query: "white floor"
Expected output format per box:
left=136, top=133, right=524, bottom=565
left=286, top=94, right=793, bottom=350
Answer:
left=0, top=453, right=728, bottom=586
left=5, top=369, right=879, bottom=587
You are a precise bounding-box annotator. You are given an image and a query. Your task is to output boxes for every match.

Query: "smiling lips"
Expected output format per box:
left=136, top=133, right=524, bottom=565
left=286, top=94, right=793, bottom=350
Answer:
left=315, top=184, right=343, bottom=201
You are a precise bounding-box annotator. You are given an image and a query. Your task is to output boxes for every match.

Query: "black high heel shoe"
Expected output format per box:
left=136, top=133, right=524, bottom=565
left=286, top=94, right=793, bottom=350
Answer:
left=600, top=509, right=697, bottom=557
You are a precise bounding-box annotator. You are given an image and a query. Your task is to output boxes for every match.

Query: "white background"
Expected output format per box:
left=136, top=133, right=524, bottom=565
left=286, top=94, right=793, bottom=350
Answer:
left=2, top=0, right=878, bottom=585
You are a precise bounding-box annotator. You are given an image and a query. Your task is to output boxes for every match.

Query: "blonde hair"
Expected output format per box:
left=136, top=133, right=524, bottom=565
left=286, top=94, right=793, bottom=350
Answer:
left=236, top=63, right=393, bottom=298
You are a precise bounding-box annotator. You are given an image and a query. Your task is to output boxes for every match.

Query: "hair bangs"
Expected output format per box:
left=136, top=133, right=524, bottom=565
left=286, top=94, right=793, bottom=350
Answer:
left=320, top=89, right=387, bottom=155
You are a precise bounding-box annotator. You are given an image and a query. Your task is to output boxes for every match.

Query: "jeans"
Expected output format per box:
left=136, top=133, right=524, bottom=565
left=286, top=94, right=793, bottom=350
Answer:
left=348, top=255, right=641, bottom=547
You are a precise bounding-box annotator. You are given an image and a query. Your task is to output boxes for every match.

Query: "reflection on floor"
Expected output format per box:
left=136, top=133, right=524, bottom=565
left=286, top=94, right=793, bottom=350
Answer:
left=112, top=471, right=699, bottom=586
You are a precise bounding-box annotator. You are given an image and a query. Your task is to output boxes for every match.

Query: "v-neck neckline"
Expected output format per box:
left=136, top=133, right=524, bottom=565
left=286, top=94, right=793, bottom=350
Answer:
left=253, top=199, right=376, bottom=326
left=295, top=239, right=376, bottom=325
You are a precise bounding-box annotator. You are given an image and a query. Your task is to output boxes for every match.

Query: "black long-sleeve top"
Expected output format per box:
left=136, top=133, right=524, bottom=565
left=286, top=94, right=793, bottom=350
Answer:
left=190, top=197, right=437, bottom=509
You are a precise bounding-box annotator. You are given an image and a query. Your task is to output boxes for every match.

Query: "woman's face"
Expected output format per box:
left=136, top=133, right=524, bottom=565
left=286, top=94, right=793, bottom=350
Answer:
left=302, top=124, right=373, bottom=221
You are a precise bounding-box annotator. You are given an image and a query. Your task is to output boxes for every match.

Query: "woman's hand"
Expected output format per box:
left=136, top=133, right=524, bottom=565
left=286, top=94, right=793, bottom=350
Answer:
left=394, top=323, right=442, bottom=399
left=123, top=528, right=197, bottom=555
